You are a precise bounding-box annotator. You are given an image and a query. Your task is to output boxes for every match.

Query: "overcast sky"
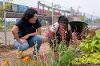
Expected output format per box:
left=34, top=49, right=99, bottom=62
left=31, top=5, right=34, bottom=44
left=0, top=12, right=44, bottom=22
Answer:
left=0, top=0, right=100, bottom=17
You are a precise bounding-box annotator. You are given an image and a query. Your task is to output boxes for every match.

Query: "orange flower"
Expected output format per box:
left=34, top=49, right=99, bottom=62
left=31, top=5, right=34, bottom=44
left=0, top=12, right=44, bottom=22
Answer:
left=2, top=60, right=9, bottom=66
left=23, top=56, right=30, bottom=62
left=31, top=60, right=36, bottom=65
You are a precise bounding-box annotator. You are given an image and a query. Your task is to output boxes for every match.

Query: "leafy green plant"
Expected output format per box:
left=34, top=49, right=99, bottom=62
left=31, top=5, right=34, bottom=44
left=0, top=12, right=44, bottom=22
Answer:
left=72, top=52, right=100, bottom=65
left=45, top=42, right=76, bottom=66
left=57, top=42, right=76, bottom=66
left=79, top=37, right=100, bottom=53
left=72, top=37, right=100, bottom=65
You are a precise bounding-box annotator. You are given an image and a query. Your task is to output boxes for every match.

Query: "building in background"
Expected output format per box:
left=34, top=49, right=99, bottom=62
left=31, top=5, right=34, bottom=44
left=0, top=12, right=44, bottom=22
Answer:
left=0, top=1, right=29, bottom=13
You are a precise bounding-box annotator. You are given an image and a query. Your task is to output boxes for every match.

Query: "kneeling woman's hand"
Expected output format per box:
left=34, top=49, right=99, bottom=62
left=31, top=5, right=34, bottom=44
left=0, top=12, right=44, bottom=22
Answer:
left=22, top=34, right=30, bottom=40
left=19, top=39, right=27, bottom=44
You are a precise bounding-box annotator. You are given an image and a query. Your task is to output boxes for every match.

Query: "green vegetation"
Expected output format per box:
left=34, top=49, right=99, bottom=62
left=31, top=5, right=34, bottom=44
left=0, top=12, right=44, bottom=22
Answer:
left=0, top=18, right=3, bottom=30
left=96, top=29, right=100, bottom=38
left=93, top=18, right=100, bottom=23
left=72, top=37, right=100, bottom=65
left=1, top=35, right=100, bottom=66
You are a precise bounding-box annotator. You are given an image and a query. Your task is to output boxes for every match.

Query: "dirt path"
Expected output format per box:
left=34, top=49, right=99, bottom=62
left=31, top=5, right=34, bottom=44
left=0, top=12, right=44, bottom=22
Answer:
left=0, top=42, right=50, bottom=66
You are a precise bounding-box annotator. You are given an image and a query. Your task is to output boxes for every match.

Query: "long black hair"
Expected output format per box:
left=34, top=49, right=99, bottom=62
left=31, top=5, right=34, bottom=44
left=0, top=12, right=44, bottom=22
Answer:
left=58, top=15, right=69, bottom=30
left=21, top=8, right=38, bottom=22
left=58, top=16, right=69, bottom=25
left=57, top=16, right=71, bottom=45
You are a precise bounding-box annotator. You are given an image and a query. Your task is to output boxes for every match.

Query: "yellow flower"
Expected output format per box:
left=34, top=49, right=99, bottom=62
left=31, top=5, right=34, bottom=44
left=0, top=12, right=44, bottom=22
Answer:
left=46, top=64, right=49, bottom=66
left=31, top=60, right=36, bottom=65
left=18, top=51, right=23, bottom=55
left=23, top=56, right=30, bottom=62
left=2, top=60, right=9, bottom=66
left=17, top=51, right=23, bottom=59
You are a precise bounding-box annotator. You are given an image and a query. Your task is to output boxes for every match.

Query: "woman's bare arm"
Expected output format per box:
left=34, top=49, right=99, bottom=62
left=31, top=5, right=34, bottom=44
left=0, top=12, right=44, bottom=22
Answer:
left=11, top=25, right=20, bottom=42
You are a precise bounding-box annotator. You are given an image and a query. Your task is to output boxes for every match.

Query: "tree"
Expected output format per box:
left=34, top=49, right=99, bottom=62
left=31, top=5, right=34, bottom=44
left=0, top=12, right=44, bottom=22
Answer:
left=0, top=0, right=12, bottom=28
left=80, top=14, right=87, bottom=22
left=93, top=18, right=100, bottom=23
left=0, top=0, right=13, bottom=45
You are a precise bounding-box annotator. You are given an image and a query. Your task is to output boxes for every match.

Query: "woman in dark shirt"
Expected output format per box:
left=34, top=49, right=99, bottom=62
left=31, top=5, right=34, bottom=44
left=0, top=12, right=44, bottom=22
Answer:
left=12, top=8, right=43, bottom=51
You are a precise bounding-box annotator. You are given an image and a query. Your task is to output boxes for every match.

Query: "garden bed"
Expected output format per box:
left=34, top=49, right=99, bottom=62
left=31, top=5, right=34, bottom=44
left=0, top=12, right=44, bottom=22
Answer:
left=0, top=29, right=100, bottom=66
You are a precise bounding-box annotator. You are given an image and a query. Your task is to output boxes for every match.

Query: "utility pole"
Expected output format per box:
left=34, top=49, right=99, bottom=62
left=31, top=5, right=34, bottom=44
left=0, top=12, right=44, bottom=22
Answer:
left=3, top=0, right=7, bottom=45
left=37, top=1, right=40, bottom=14
left=52, top=2, right=54, bottom=24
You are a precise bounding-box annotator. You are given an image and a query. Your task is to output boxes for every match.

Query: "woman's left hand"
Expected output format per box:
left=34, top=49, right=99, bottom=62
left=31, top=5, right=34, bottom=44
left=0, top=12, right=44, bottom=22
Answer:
left=22, top=34, right=30, bottom=40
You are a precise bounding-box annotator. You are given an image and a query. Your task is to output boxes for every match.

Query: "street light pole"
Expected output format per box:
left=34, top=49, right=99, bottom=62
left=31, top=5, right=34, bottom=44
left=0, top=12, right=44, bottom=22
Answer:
left=52, top=2, right=54, bottom=24
left=3, top=0, right=7, bottom=45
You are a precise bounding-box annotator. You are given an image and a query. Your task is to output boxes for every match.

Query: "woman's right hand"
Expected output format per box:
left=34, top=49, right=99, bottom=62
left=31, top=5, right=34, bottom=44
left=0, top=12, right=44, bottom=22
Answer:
left=19, top=39, right=27, bottom=44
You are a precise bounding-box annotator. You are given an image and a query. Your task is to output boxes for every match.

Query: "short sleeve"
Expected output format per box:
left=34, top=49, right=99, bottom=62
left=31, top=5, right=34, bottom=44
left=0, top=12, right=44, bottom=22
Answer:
left=15, top=20, right=23, bottom=29
left=36, top=20, right=42, bottom=28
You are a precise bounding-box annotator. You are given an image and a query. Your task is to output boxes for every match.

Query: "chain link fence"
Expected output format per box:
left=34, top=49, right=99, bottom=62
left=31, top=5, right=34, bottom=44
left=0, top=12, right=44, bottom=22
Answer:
left=0, top=19, right=15, bottom=45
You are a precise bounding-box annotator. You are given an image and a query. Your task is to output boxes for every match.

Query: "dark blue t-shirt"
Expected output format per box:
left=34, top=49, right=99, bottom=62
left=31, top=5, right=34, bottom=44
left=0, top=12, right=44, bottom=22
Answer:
left=16, top=19, right=41, bottom=38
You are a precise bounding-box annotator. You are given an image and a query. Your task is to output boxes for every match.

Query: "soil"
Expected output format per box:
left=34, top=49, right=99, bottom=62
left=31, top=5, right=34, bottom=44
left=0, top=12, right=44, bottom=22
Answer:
left=0, top=42, right=50, bottom=66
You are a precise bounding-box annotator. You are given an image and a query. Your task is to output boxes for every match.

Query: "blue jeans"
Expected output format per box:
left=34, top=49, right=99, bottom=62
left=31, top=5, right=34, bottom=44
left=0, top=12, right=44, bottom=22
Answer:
left=14, top=35, right=43, bottom=51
